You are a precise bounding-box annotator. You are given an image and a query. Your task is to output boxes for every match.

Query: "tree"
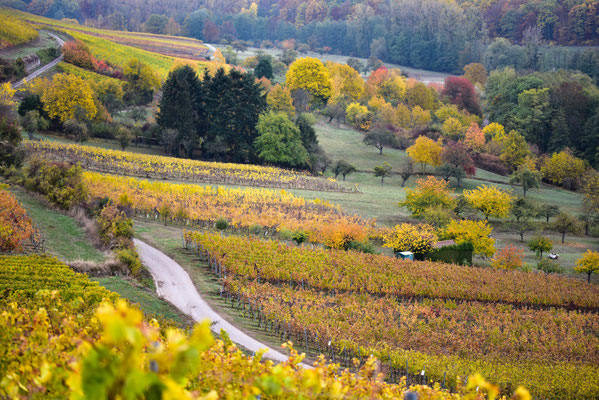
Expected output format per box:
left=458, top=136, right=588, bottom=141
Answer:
left=254, top=112, right=308, bottom=168
left=160, top=128, right=178, bottom=155
left=254, top=57, right=273, bottom=80
left=20, top=110, right=46, bottom=140
left=63, top=119, right=89, bottom=143
left=332, top=160, right=355, bottom=181
left=499, top=130, right=530, bottom=171
left=463, top=185, right=514, bottom=220
left=382, top=223, right=438, bottom=255
left=491, top=245, right=524, bottom=270
left=123, top=58, right=161, bottom=106
left=575, top=250, right=599, bottom=283
left=401, top=176, right=455, bottom=217
left=327, top=62, right=364, bottom=104
left=399, top=158, right=414, bottom=187
left=295, top=114, right=318, bottom=150
left=541, top=149, right=586, bottom=189
left=0, top=188, right=33, bottom=252
left=442, top=76, right=482, bottom=116
left=406, top=136, right=442, bottom=172
left=511, top=197, right=538, bottom=222
left=116, top=127, right=132, bottom=150
left=345, top=103, right=371, bottom=131
left=510, top=166, right=541, bottom=197
left=39, top=74, right=97, bottom=123
left=582, top=171, right=599, bottom=214
left=509, top=220, right=536, bottom=242
left=157, top=65, right=202, bottom=157
left=374, top=162, right=392, bottom=185
left=267, top=85, right=295, bottom=118
left=363, top=126, right=398, bottom=155
left=552, top=212, right=582, bottom=243
left=528, top=235, right=553, bottom=258
left=441, top=117, right=464, bottom=140
left=285, top=57, right=331, bottom=105
left=440, top=141, right=475, bottom=187
left=446, top=219, right=495, bottom=257
left=143, top=14, right=168, bottom=34
left=464, top=123, right=485, bottom=151
left=463, top=63, right=487, bottom=86
left=539, top=204, right=559, bottom=223
left=346, top=58, right=363, bottom=74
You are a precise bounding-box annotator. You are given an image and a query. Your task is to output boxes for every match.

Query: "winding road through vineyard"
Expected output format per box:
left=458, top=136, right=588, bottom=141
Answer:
left=133, top=238, right=311, bottom=368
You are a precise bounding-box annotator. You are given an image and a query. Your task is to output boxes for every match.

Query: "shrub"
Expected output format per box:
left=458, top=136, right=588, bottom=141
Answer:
left=536, top=259, right=563, bottom=274
left=292, top=230, right=309, bottom=244
left=96, top=203, right=134, bottom=248
left=25, top=158, right=87, bottom=209
left=0, top=187, right=33, bottom=252
left=446, top=219, right=495, bottom=257
left=249, top=224, right=263, bottom=235
left=491, top=245, right=524, bottom=270
left=215, top=217, right=229, bottom=230
left=382, top=223, right=438, bottom=255
left=278, top=228, right=294, bottom=240
left=116, top=247, right=142, bottom=276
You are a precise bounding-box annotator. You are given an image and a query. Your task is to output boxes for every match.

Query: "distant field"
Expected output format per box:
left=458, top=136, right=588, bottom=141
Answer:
left=216, top=44, right=452, bottom=83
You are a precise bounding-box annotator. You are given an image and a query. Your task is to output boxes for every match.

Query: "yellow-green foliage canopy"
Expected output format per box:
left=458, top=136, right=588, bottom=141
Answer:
left=36, top=74, right=97, bottom=123
left=463, top=185, right=514, bottom=220
left=285, top=57, right=331, bottom=102
left=267, top=84, right=295, bottom=118
left=383, top=223, right=438, bottom=254
left=406, top=136, right=442, bottom=170
left=401, top=176, right=455, bottom=217
left=446, top=219, right=496, bottom=257
left=327, top=61, right=364, bottom=103
left=541, top=149, right=587, bottom=186
left=575, top=250, right=599, bottom=282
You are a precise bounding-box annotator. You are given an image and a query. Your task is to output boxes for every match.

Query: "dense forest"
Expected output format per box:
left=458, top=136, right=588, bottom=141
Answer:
left=2, top=0, right=598, bottom=76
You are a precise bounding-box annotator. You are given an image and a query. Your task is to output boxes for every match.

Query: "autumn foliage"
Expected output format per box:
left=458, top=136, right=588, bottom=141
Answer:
left=492, top=245, right=524, bottom=270
left=402, top=176, right=455, bottom=217
left=0, top=187, right=33, bottom=252
left=382, top=223, right=438, bottom=254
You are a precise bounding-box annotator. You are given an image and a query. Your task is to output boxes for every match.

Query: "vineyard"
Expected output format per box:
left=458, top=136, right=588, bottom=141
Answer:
left=0, top=254, right=509, bottom=399
left=25, top=140, right=356, bottom=192
left=183, top=232, right=599, bottom=399
left=82, top=171, right=372, bottom=242
left=56, top=62, right=123, bottom=85
left=0, top=17, right=38, bottom=49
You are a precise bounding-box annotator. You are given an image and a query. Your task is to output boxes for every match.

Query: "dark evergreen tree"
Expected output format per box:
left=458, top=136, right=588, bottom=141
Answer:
left=202, top=69, right=267, bottom=162
left=254, top=56, right=273, bottom=80
left=295, top=114, right=317, bottom=149
left=157, top=65, right=203, bottom=157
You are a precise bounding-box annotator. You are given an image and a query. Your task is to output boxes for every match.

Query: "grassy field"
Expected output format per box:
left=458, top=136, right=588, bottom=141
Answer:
left=7, top=185, right=105, bottom=262
left=216, top=44, right=452, bottom=83
left=92, top=276, right=193, bottom=327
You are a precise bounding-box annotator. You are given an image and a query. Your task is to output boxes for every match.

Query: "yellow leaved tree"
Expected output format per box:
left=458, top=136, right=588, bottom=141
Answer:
left=574, top=249, right=599, bottom=283
left=406, top=136, right=442, bottom=171
left=285, top=57, right=331, bottom=104
left=446, top=219, right=496, bottom=257
left=326, top=61, right=364, bottom=104
left=38, top=74, right=97, bottom=123
left=463, top=185, right=514, bottom=220
left=382, top=223, right=438, bottom=255
left=267, top=84, right=295, bottom=118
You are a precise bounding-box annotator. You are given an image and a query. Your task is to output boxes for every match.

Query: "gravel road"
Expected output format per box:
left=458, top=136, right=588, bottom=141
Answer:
left=134, top=238, right=311, bottom=367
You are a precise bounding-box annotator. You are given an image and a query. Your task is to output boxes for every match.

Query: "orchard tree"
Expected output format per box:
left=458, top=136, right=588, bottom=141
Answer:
left=363, top=124, right=398, bottom=155
left=285, top=57, right=331, bottom=105
left=406, top=136, right=442, bottom=172
left=539, top=204, right=559, bottom=222
left=399, top=158, right=414, bottom=187
left=499, top=130, right=530, bottom=171
left=0, top=117, right=24, bottom=168
left=491, top=245, right=524, bottom=270
left=440, top=141, right=475, bottom=187
left=552, top=212, right=582, bottom=243
left=510, top=165, right=541, bottom=197
left=333, top=160, right=356, bottom=181
left=116, top=127, right=132, bottom=150
left=267, top=84, right=295, bottom=118
left=528, top=236, right=553, bottom=258
left=402, top=176, right=455, bottom=217
left=374, top=162, right=392, bottom=185
left=464, top=185, right=514, bottom=220
left=575, top=250, right=599, bottom=283
left=254, top=112, right=308, bottom=168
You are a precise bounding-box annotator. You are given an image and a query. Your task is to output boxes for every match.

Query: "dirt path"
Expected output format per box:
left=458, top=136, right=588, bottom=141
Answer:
left=12, top=32, right=65, bottom=89
left=134, top=238, right=310, bottom=367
